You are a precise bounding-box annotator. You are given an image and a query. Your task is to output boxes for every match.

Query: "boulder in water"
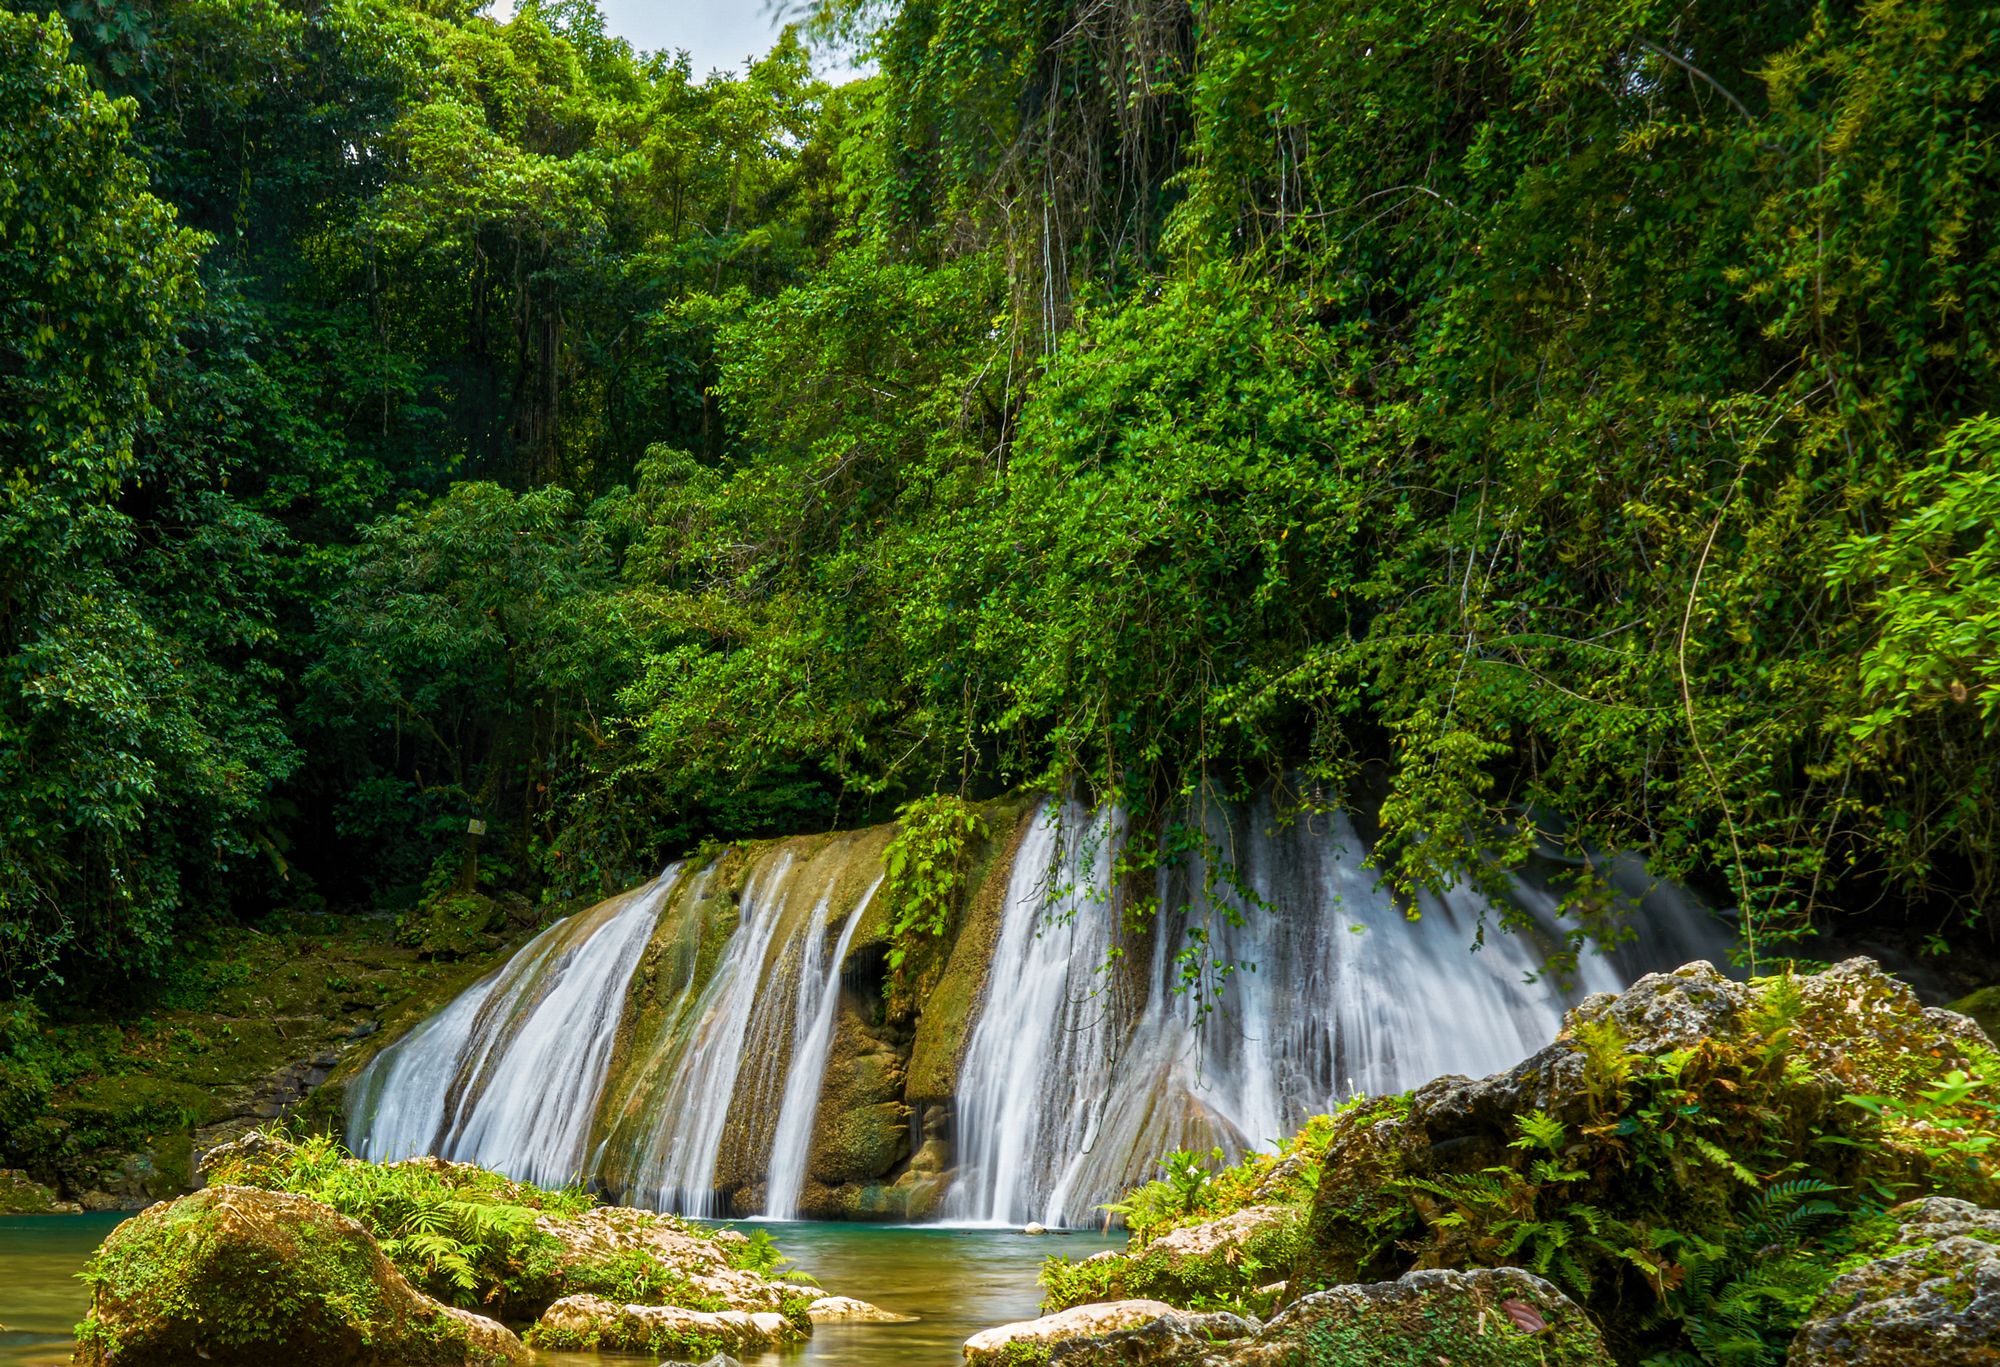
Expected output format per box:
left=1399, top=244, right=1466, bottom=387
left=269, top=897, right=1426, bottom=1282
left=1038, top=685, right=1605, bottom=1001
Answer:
left=1226, top=1268, right=1610, bottom=1367
left=1790, top=1197, right=2000, bottom=1366
left=533, top=1203, right=809, bottom=1316
left=806, top=1294, right=916, bottom=1322
left=71, top=1184, right=529, bottom=1367
left=526, top=1293, right=804, bottom=1359
left=962, top=1300, right=1254, bottom=1365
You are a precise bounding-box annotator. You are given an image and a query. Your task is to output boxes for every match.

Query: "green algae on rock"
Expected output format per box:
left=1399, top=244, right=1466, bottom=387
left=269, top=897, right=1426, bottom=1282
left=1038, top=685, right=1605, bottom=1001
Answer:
left=72, top=1183, right=529, bottom=1367
left=962, top=1299, right=1255, bottom=1366
left=0, top=1166, right=78, bottom=1213
left=524, top=1292, right=803, bottom=1359
left=1227, top=1267, right=1612, bottom=1367
left=1790, top=1197, right=2000, bottom=1367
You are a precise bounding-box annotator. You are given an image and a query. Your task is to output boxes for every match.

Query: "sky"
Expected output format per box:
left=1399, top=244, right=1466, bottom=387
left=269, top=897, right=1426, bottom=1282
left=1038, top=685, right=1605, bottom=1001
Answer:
left=488, top=1, right=856, bottom=81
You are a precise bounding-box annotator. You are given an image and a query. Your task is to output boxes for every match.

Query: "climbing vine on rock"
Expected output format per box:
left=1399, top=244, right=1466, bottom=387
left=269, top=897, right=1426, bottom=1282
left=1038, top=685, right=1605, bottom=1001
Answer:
left=881, top=794, right=988, bottom=973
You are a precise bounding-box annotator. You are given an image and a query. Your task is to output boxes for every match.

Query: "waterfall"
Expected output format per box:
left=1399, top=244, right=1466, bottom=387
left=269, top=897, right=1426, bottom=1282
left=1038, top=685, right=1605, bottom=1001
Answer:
left=347, top=865, right=679, bottom=1188
left=622, top=852, right=803, bottom=1216
left=941, top=801, right=1122, bottom=1226
left=941, top=799, right=1728, bottom=1227
left=346, top=794, right=1731, bottom=1227
left=765, top=879, right=879, bottom=1219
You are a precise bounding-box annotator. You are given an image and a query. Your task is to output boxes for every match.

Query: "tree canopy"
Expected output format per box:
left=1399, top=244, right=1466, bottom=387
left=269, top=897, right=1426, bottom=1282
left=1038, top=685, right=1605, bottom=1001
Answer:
left=3, top=0, right=1998, bottom=993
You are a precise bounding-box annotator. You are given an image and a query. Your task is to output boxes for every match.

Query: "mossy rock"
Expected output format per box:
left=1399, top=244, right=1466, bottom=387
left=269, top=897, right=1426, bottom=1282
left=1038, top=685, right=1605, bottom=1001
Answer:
left=1228, top=1267, right=1612, bottom=1367
left=1045, top=1205, right=1305, bottom=1313
left=1790, top=1197, right=2000, bottom=1367
left=905, top=796, right=1038, bottom=1100
left=73, top=1183, right=529, bottom=1367
left=397, top=891, right=504, bottom=960
left=526, top=1293, right=804, bottom=1360
left=1954, top=986, right=2000, bottom=1044
left=0, top=1166, right=76, bottom=1212
left=964, top=1299, right=1254, bottom=1366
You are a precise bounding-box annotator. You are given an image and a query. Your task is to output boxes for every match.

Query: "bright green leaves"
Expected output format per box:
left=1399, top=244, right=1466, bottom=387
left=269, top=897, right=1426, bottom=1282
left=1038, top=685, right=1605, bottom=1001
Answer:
left=0, top=10, right=203, bottom=499
left=881, top=792, right=988, bottom=972
left=1833, top=414, right=2000, bottom=739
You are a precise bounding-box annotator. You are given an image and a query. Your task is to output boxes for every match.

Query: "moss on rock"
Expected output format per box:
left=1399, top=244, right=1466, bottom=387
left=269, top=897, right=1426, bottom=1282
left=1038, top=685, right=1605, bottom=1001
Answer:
left=1954, top=986, right=2000, bottom=1045
left=1045, top=1205, right=1305, bottom=1313
left=0, top=1165, right=77, bottom=1212
left=396, top=891, right=507, bottom=960
left=72, top=1183, right=529, bottom=1367
left=1790, top=1197, right=2000, bottom=1367
left=1229, top=1268, right=1612, bottom=1367
left=524, top=1292, right=804, bottom=1360
left=903, top=796, right=1037, bottom=1101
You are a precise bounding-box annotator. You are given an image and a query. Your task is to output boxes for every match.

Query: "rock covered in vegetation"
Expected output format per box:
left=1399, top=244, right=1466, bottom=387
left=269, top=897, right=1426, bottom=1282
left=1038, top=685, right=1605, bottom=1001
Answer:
left=197, top=1135, right=827, bottom=1333
left=1045, top=1205, right=1305, bottom=1312
left=531, top=1202, right=809, bottom=1315
left=1227, top=1268, right=1610, bottom=1367
left=525, top=1292, right=802, bottom=1359
left=1956, top=986, right=2000, bottom=1045
left=1040, top=1126, right=1331, bottom=1317
left=962, top=1299, right=1253, bottom=1365
left=1790, top=1197, right=2000, bottom=1366
left=1297, top=958, right=1998, bottom=1292
left=0, top=1166, right=79, bottom=1212
left=71, top=1184, right=529, bottom=1367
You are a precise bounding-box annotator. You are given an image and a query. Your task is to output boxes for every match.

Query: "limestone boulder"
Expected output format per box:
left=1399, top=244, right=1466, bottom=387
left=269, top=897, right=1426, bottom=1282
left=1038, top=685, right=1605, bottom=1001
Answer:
left=806, top=1294, right=917, bottom=1323
left=526, top=1293, right=804, bottom=1359
left=71, top=1184, right=528, bottom=1367
left=1226, top=1267, right=1611, bottom=1367
left=1790, top=1197, right=2000, bottom=1367
left=963, top=1300, right=1253, bottom=1366
left=534, top=1204, right=804, bottom=1315
left=1297, top=958, right=1998, bottom=1289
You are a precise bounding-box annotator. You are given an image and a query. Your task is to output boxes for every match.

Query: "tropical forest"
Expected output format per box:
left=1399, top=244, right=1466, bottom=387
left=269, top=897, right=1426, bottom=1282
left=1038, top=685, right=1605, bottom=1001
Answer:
left=1, top=0, right=1998, bottom=1363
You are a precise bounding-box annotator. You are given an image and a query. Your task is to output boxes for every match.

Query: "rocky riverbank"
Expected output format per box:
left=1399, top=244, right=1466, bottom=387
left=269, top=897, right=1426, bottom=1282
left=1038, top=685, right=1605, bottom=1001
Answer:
left=1002, top=957, right=2000, bottom=1366
left=69, top=1131, right=892, bottom=1365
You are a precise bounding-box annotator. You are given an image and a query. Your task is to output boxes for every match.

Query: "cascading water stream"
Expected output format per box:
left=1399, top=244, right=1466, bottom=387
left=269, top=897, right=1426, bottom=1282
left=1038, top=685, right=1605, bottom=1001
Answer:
left=346, top=795, right=1731, bottom=1226
left=623, top=854, right=802, bottom=1216
left=941, top=799, right=1727, bottom=1227
left=347, top=865, right=680, bottom=1188
left=940, top=802, right=1121, bottom=1227
left=765, top=880, right=881, bottom=1220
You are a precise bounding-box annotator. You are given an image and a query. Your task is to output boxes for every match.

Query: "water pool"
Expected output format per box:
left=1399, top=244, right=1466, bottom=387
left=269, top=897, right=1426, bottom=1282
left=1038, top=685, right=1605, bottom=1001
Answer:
left=0, top=1213, right=1114, bottom=1366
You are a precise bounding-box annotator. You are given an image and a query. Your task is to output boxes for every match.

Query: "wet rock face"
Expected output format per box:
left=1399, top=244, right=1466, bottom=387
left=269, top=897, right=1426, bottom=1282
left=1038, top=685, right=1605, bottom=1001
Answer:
left=1229, top=1268, right=1612, bottom=1367
left=525, top=1293, right=803, bottom=1359
left=1791, top=1198, right=2000, bottom=1367
left=71, top=1184, right=529, bottom=1367
left=807, top=1002, right=912, bottom=1186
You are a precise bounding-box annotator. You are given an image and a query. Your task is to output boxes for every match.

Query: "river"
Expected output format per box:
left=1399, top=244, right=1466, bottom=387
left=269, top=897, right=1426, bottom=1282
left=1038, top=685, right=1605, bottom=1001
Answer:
left=0, top=1214, right=1114, bottom=1366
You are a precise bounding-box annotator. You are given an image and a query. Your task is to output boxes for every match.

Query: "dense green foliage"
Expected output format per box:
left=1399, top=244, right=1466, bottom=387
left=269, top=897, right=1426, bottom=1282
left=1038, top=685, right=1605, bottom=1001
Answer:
left=5, top=0, right=2000, bottom=995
